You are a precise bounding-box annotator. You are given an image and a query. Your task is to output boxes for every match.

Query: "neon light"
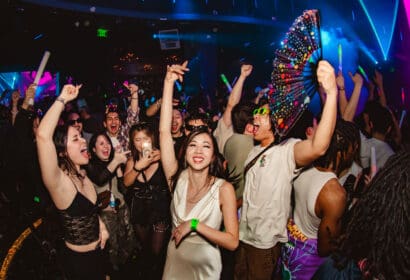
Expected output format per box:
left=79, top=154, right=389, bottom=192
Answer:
left=175, top=80, right=182, bottom=91
left=399, top=110, right=406, bottom=128
left=358, top=0, right=399, bottom=61
left=404, top=0, right=410, bottom=30
left=338, top=43, right=342, bottom=72
left=97, top=28, right=108, bottom=38
left=0, top=219, right=42, bottom=278
left=220, top=74, right=232, bottom=92
left=402, top=87, right=405, bottom=105
left=357, top=65, right=369, bottom=83
left=33, top=33, right=43, bottom=40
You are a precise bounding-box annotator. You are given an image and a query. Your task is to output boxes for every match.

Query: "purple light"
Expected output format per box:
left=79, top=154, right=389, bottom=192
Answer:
left=404, top=0, right=410, bottom=30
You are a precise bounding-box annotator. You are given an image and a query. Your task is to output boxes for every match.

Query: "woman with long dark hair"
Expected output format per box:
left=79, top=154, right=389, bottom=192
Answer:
left=36, top=84, right=109, bottom=279
left=159, top=61, right=239, bottom=279
left=85, top=131, right=136, bottom=273
left=123, top=122, right=171, bottom=278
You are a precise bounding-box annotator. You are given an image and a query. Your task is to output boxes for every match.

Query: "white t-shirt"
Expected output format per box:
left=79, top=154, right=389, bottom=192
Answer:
left=213, top=118, right=233, bottom=154
left=109, top=135, right=122, bottom=152
left=239, top=138, right=300, bottom=249
left=360, top=132, right=394, bottom=170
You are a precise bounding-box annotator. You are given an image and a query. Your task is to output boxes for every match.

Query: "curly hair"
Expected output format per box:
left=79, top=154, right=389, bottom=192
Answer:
left=314, top=119, right=360, bottom=177
left=339, top=151, right=410, bottom=279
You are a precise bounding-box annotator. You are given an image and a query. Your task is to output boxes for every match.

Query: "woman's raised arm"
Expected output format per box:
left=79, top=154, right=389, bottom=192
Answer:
left=159, top=61, right=189, bottom=189
left=36, top=84, right=81, bottom=191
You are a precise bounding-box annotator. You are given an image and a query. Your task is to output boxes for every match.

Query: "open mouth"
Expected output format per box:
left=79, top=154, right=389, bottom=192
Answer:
left=253, top=124, right=260, bottom=134
left=192, top=156, right=204, bottom=164
left=80, top=147, right=88, bottom=158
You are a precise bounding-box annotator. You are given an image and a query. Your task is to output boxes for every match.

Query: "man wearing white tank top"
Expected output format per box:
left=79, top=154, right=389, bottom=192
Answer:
left=280, top=119, right=360, bottom=280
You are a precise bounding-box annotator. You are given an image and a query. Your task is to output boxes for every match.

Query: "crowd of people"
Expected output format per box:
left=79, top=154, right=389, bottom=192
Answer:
left=0, top=58, right=409, bottom=280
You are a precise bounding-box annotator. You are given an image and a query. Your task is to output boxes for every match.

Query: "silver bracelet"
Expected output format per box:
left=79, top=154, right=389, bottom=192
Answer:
left=56, top=97, right=66, bottom=105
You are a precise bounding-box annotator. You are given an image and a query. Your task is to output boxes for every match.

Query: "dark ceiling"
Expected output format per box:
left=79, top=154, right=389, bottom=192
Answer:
left=1, top=0, right=409, bottom=107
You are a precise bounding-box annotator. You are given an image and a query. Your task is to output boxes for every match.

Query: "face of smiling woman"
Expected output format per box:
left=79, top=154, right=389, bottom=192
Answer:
left=185, top=132, right=214, bottom=172
left=93, top=135, right=112, bottom=162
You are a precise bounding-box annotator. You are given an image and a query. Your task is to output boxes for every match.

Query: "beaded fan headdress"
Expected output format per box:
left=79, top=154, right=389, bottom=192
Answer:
left=268, top=9, right=322, bottom=137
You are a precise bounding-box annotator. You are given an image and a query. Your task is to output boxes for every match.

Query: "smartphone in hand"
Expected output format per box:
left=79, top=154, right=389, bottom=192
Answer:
left=142, top=141, right=152, bottom=158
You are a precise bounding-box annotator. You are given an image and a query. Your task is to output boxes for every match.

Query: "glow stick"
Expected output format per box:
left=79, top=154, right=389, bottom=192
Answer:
left=34, top=51, right=51, bottom=84
left=338, top=43, right=342, bottom=72
left=401, top=87, right=405, bottom=105
left=231, top=76, right=238, bottom=86
left=220, top=74, right=232, bottom=92
left=370, top=146, right=377, bottom=178
left=175, top=80, right=182, bottom=92
left=399, top=110, right=406, bottom=128
left=31, top=51, right=51, bottom=105
left=357, top=65, right=369, bottom=83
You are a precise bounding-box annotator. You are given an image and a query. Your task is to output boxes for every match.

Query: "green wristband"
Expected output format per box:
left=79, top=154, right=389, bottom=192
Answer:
left=191, top=219, right=199, bottom=231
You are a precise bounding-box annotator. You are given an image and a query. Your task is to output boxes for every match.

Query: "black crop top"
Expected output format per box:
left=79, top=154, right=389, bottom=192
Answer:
left=58, top=180, right=100, bottom=245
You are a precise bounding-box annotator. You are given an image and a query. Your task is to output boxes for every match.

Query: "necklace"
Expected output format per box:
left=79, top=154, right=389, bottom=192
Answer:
left=186, top=175, right=213, bottom=204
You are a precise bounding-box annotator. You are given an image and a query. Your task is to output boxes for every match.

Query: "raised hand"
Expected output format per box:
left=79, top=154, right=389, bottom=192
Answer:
left=25, top=84, right=36, bottom=101
left=349, top=72, right=363, bottom=86
left=113, top=150, right=130, bottom=165
left=241, top=64, right=253, bottom=77
left=373, top=69, right=383, bottom=88
left=134, top=149, right=160, bottom=170
left=59, top=84, right=82, bottom=103
left=317, top=61, right=337, bottom=96
left=165, top=61, right=189, bottom=84
left=336, top=71, right=345, bottom=89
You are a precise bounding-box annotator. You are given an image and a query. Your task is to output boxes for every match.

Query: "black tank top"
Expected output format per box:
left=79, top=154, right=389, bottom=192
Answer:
left=58, top=178, right=99, bottom=245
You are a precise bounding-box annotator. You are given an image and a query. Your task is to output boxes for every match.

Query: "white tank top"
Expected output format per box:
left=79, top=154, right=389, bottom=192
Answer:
left=293, top=167, right=337, bottom=239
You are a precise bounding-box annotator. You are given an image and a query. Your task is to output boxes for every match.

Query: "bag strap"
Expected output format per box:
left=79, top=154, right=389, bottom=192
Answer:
left=243, top=141, right=275, bottom=177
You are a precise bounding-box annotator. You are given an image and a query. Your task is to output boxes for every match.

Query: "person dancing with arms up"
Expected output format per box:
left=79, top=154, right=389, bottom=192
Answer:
left=235, top=61, right=339, bottom=280
left=36, top=84, right=109, bottom=279
left=159, top=61, right=239, bottom=279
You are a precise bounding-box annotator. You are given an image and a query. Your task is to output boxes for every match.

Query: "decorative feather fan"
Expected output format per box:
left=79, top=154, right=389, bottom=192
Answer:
left=268, top=9, right=322, bottom=137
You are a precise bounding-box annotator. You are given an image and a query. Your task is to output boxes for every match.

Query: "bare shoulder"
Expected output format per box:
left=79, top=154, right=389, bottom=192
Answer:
left=48, top=171, right=77, bottom=209
left=317, top=178, right=346, bottom=215
left=218, top=180, right=235, bottom=197
left=321, top=178, right=346, bottom=199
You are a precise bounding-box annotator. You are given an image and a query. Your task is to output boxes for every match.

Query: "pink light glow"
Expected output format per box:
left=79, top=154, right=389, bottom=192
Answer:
left=404, top=0, right=410, bottom=29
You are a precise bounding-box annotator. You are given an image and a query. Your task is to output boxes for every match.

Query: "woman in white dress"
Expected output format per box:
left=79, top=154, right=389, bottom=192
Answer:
left=159, top=61, right=239, bottom=279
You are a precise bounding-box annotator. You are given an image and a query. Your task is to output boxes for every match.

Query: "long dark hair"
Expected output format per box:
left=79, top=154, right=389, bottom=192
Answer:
left=53, top=125, right=84, bottom=180
left=128, top=122, right=158, bottom=161
left=88, top=132, right=114, bottom=164
left=171, top=129, right=227, bottom=190
left=338, top=151, right=410, bottom=279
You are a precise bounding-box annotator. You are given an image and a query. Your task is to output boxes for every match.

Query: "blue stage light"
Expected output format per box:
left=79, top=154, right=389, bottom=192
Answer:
left=359, top=0, right=399, bottom=61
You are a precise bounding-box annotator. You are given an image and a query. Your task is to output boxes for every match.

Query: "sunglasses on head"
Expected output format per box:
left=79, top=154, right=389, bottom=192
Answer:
left=185, top=125, right=208, bottom=132
left=253, top=108, right=270, bottom=116
left=67, top=118, right=82, bottom=126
